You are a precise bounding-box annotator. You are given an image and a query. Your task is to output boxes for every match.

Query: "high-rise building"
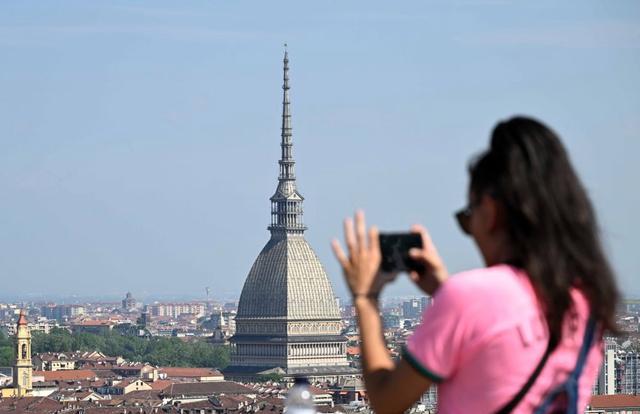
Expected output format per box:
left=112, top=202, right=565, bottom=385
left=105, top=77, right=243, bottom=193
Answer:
left=147, top=302, right=205, bottom=318
left=595, top=337, right=618, bottom=395
left=121, top=292, right=138, bottom=311
left=420, top=296, right=432, bottom=313
left=402, top=299, right=422, bottom=319
left=618, top=348, right=640, bottom=394
left=225, top=50, right=355, bottom=382
left=40, top=304, right=85, bottom=321
left=138, top=311, right=149, bottom=328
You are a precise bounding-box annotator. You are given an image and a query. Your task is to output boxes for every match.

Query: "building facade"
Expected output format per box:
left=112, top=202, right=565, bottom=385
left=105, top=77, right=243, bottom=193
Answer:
left=148, top=303, right=206, bottom=318
left=601, top=337, right=618, bottom=395
left=32, top=353, right=77, bottom=371
left=592, top=336, right=640, bottom=396
left=2, top=318, right=58, bottom=336
left=225, top=50, right=354, bottom=382
left=40, top=304, right=85, bottom=322
left=618, top=349, right=640, bottom=394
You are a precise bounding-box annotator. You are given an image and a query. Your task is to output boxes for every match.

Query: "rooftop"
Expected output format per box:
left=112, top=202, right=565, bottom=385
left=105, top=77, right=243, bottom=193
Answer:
left=0, top=397, right=63, bottom=413
left=589, top=394, right=640, bottom=409
left=33, top=369, right=97, bottom=382
left=163, top=381, right=254, bottom=397
left=160, top=367, right=223, bottom=378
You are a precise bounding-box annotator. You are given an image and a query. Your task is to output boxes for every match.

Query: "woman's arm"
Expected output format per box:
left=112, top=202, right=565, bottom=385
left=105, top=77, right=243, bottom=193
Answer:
left=332, top=211, right=448, bottom=414
left=354, top=295, right=432, bottom=414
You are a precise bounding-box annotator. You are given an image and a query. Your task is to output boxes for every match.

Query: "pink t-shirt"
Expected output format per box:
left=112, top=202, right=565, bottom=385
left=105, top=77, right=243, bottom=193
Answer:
left=405, top=264, right=602, bottom=413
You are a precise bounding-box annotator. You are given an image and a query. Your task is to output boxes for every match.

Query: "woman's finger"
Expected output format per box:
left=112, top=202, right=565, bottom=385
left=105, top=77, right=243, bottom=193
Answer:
left=369, top=225, right=380, bottom=257
left=332, top=239, right=350, bottom=270
left=344, top=217, right=356, bottom=255
left=409, top=247, right=428, bottom=261
left=411, top=224, right=436, bottom=252
left=355, top=210, right=367, bottom=251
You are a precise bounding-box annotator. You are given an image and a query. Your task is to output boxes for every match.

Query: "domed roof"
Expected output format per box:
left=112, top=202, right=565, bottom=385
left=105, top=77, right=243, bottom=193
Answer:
left=237, top=235, right=340, bottom=321
left=17, top=309, right=28, bottom=326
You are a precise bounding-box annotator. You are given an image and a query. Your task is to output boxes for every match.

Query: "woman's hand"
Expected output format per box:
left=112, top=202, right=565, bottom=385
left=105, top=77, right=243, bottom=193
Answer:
left=408, top=224, right=449, bottom=295
left=332, top=211, right=390, bottom=299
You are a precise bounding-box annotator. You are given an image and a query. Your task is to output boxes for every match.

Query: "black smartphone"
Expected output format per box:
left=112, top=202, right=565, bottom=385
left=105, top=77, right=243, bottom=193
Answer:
left=379, top=233, right=424, bottom=273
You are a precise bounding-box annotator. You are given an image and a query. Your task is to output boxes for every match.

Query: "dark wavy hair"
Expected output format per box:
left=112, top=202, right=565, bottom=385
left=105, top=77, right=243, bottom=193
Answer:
left=469, top=116, right=619, bottom=340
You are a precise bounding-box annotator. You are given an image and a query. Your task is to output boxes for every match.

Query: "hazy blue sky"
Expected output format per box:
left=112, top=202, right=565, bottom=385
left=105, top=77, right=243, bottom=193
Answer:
left=1, top=1, right=638, bottom=301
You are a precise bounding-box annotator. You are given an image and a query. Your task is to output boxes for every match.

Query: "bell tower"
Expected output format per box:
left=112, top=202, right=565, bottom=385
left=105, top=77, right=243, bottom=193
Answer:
left=13, top=309, right=32, bottom=396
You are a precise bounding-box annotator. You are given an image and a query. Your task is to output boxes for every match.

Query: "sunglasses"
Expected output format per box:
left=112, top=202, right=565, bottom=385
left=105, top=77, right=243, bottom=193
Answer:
left=454, top=206, right=473, bottom=235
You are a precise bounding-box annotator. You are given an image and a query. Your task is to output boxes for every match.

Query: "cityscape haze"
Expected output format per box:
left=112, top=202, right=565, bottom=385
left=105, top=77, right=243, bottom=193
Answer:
left=1, top=2, right=639, bottom=413
left=0, top=1, right=638, bottom=302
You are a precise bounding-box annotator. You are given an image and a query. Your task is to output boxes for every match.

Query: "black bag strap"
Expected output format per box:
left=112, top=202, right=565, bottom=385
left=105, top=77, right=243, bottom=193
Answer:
left=494, top=333, right=558, bottom=414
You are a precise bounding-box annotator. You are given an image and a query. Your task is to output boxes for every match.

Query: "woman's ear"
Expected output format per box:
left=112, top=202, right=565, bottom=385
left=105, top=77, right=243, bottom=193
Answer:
left=481, top=194, right=503, bottom=234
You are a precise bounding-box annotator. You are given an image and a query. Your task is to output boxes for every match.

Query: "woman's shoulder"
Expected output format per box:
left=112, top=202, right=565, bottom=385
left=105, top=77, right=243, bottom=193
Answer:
left=435, top=264, right=536, bottom=312
left=442, top=264, right=527, bottom=294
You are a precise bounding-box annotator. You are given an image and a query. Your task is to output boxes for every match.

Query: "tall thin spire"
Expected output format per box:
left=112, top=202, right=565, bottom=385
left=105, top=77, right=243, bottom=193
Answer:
left=269, top=46, right=306, bottom=236
left=280, top=44, right=294, bottom=180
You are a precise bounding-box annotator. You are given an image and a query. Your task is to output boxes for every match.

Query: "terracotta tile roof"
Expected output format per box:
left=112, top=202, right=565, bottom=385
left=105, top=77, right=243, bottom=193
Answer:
left=90, top=379, right=107, bottom=387
left=81, top=362, right=117, bottom=370
left=160, top=367, right=223, bottom=378
left=82, top=408, right=157, bottom=414
left=255, top=404, right=284, bottom=414
left=112, top=378, right=138, bottom=388
left=33, top=369, right=97, bottom=382
left=34, top=352, right=75, bottom=362
left=178, top=399, right=220, bottom=409
left=308, top=385, right=332, bottom=395
left=74, top=391, right=98, bottom=399
left=17, top=310, right=28, bottom=326
left=0, top=397, right=63, bottom=413
left=120, top=390, right=162, bottom=402
left=148, top=379, right=174, bottom=391
left=222, top=394, right=254, bottom=405
left=55, top=379, right=96, bottom=391
left=92, top=398, right=123, bottom=407
left=589, top=394, right=640, bottom=408
left=163, top=381, right=254, bottom=397
left=257, top=396, right=285, bottom=405
left=52, top=389, right=100, bottom=400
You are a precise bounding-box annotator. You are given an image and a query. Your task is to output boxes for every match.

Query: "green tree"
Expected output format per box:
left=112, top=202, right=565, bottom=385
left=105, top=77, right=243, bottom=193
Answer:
left=0, top=331, right=11, bottom=347
left=256, top=373, right=284, bottom=383
left=0, top=346, right=13, bottom=367
left=26, top=329, right=230, bottom=369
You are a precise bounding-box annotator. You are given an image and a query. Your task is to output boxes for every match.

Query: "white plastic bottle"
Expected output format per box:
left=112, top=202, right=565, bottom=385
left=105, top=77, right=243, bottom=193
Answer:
left=285, top=377, right=316, bottom=414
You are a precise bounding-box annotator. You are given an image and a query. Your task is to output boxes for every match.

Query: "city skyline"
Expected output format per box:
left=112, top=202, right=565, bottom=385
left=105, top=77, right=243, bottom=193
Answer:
left=1, top=1, right=639, bottom=299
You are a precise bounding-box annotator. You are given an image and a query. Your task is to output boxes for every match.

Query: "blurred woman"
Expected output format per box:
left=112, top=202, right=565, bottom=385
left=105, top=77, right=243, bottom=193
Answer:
left=332, top=116, right=619, bottom=413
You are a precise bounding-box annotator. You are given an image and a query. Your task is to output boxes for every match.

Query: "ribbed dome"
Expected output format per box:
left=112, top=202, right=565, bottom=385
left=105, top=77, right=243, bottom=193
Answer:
left=237, top=235, right=340, bottom=321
